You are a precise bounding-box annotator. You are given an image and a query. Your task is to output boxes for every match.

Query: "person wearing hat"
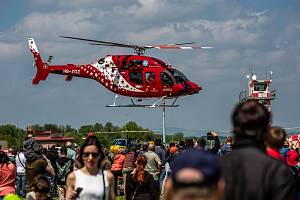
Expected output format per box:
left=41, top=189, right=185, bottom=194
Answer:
left=164, top=149, right=224, bottom=200
left=220, top=100, right=296, bottom=200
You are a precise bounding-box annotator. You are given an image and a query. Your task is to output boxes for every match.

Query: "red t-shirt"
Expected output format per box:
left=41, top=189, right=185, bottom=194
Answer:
left=266, top=148, right=284, bottom=162
left=0, top=162, right=16, bottom=196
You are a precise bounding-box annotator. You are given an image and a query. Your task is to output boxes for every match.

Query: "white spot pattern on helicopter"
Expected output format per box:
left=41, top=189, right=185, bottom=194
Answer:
left=91, top=56, right=143, bottom=92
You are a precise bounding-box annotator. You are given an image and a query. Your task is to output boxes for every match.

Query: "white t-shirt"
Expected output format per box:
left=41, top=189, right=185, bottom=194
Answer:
left=16, top=152, right=26, bottom=174
left=74, top=169, right=109, bottom=200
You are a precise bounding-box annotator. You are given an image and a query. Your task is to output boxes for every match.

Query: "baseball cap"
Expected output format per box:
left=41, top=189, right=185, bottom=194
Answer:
left=171, top=149, right=221, bottom=187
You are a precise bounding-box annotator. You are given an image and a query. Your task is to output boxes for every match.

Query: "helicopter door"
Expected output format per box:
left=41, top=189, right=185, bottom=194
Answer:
left=128, top=71, right=144, bottom=89
left=144, top=71, right=157, bottom=94
left=160, top=71, right=174, bottom=94
left=145, top=72, right=156, bottom=86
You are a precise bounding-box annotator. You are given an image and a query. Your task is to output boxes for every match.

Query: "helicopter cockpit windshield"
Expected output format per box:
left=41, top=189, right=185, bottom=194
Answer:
left=167, top=69, right=188, bottom=83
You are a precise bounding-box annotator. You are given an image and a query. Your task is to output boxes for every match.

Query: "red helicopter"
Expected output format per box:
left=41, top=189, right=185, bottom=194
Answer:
left=28, top=36, right=211, bottom=107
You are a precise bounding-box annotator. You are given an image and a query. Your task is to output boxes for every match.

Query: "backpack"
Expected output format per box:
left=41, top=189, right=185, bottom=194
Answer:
left=56, top=159, right=72, bottom=184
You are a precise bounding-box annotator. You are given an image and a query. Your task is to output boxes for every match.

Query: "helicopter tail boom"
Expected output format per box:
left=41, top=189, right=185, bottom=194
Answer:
left=28, top=37, right=49, bottom=84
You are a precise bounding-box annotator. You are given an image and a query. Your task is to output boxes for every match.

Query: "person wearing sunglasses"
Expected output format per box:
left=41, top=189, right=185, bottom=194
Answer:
left=66, top=136, right=115, bottom=200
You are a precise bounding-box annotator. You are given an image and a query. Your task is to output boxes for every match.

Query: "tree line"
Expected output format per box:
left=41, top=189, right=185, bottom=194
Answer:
left=0, top=122, right=192, bottom=149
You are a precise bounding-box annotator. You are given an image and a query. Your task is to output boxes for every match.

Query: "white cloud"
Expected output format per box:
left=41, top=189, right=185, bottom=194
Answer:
left=124, top=15, right=269, bottom=47
left=17, top=10, right=100, bottom=38
left=127, top=0, right=167, bottom=18
left=0, top=42, right=22, bottom=59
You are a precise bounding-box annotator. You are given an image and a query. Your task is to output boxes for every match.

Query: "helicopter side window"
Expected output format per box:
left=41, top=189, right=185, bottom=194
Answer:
left=167, top=68, right=188, bottom=83
left=129, top=71, right=143, bottom=85
left=160, top=72, right=174, bottom=86
left=129, top=60, right=143, bottom=66
left=146, top=72, right=156, bottom=85
left=98, top=58, right=105, bottom=65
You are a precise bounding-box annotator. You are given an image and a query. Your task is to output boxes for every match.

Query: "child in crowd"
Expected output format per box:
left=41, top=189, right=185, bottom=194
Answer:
left=26, top=175, right=50, bottom=200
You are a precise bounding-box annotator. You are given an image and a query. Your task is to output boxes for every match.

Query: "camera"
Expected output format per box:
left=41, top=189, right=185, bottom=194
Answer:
left=207, top=132, right=213, bottom=140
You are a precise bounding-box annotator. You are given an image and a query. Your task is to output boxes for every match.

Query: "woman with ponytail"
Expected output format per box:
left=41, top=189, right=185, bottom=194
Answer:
left=126, top=155, right=158, bottom=200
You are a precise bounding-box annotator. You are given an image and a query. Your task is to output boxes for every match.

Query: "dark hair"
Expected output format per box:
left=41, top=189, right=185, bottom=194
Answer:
left=169, top=143, right=176, bottom=148
left=197, top=138, right=206, bottom=148
left=185, top=139, right=195, bottom=148
left=265, top=126, right=286, bottom=149
left=60, top=147, right=67, bottom=155
left=78, top=136, right=105, bottom=168
left=129, top=146, right=137, bottom=152
left=142, top=143, right=148, bottom=151
left=179, top=141, right=186, bottom=147
left=33, top=175, right=51, bottom=194
left=0, top=151, right=10, bottom=167
left=155, top=139, right=162, bottom=146
left=134, top=155, right=147, bottom=184
left=232, top=100, right=271, bottom=142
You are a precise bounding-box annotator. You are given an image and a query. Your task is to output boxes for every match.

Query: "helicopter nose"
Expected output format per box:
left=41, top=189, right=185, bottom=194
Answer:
left=186, top=81, right=202, bottom=94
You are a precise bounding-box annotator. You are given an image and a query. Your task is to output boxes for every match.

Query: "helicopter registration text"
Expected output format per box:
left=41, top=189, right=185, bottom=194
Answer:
left=63, top=69, right=81, bottom=75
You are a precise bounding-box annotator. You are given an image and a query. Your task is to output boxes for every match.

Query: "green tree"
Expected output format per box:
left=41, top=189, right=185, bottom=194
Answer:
left=94, top=123, right=103, bottom=132
left=79, top=125, right=95, bottom=134
left=173, top=132, right=184, bottom=142
left=0, top=124, right=25, bottom=148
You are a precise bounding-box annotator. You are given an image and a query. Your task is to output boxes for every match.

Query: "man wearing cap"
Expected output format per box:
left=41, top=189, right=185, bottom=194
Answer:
left=164, top=149, right=224, bottom=200
left=220, top=100, right=296, bottom=200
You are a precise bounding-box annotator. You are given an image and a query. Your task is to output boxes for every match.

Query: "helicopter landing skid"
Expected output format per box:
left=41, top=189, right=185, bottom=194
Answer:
left=106, top=95, right=179, bottom=108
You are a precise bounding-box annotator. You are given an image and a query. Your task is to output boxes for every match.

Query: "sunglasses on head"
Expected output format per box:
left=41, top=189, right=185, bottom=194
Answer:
left=82, top=152, right=99, bottom=158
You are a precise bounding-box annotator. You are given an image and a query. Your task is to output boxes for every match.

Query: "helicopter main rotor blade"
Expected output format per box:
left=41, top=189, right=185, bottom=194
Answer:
left=60, top=35, right=212, bottom=55
left=60, top=36, right=135, bottom=48
left=150, top=45, right=213, bottom=49
left=88, top=43, right=134, bottom=48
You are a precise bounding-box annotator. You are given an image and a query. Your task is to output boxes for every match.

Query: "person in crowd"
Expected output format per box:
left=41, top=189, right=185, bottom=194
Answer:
left=111, top=148, right=126, bottom=195
left=206, top=131, right=221, bottom=154
left=177, top=141, right=185, bottom=153
left=66, top=136, right=115, bottom=200
left=280, top=139, right=291, bottom=159
left=42, top=148, right=56, bottom=198
left=185, top=139, right=195, bottom=149
left=265, top=126, right=286, bottom=162
left=66, top=141, right=76, bottom=160
left=154, top=140, right=166, bottom=163
left=26, top=175, right=51, bottom=200
left=220, top=136, right=233, bottom=155
left=25, top=142, right=54, bottom=193
left=285, top=143, right=300, bottom=193
left=101, top=148, right=112, bottom=170
left=196, top=138, right=206, bottom=150
left=160, top=146, right=178, bottom=196
left=164, top=148, right=224, bottom=200
left=126, top=155, right=158, bottom=200
left=0, top=151, right=16, bottom=199
left=56, top=147, right=73, bottom=200
left=122, top=146, right=137, bottom=194
left=8, top=149, right=17, bottom=164
left=220, top=99, right=296, bottom=200
left=16, top=146, right=26, bottom=198
left=138, top=142, right=148, bottom=156
left=155, top=140, right=166, bottom=192
left=144, top=144, right=162, bottom=191
left=165, top=146, right=177, bottom=170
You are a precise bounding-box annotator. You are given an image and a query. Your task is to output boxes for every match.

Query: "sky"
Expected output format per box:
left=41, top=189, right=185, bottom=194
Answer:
left=0, top=0, right=299, bottom=135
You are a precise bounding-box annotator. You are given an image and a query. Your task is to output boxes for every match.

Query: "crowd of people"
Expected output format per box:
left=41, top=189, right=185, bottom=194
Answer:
left=0, top=100, right=299, bottom=200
